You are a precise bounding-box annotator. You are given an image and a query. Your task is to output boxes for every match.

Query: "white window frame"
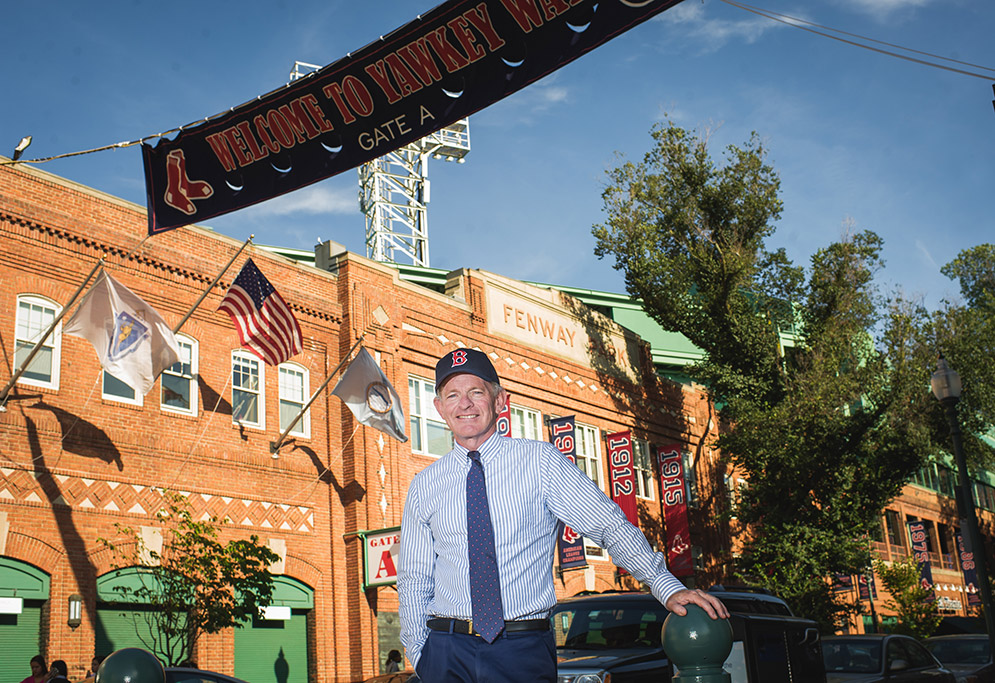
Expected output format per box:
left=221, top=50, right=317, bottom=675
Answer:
left=574, top=422, right=607, bottom=560
left=102, top=370, right=142, bottom=406
left=408, top=375, right=452, bottom=457
left=14, top=294, right=62, bottom=390
left=161, top=335, right=198, bottom=415
left=633, top=438, right=656, bottom=501
left=509, top=404, right=541, bottom=440
left=278, top=362, right=310, bottom=438
left=232, top=350, right=264, bottom=429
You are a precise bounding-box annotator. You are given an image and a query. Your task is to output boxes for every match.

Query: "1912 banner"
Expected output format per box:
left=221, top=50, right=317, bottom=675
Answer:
left=907, top=520, right=935, bottom=601
left=657, top=443, right=693, bottom=577
left=142, top=0, right=686, bottom=234
left=549, top=415, right=587, bottom=570
left=606, top=430, right=638, bottom=526
left=497, top=393, right=511, bottom=437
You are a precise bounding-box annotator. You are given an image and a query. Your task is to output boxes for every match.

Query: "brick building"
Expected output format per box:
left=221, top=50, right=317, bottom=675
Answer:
left=0, top=160, right=727, bottom=683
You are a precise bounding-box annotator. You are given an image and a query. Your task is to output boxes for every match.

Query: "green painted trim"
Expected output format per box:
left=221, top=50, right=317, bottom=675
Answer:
left=270, top=575, right=314, bottom=609
left=96, top=567, right=162, bottom=603
left=0, top=557, right=50, bottom=599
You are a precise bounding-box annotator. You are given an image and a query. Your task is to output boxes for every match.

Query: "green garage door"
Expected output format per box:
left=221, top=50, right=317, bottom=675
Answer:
left=234, top=576, right=313, bottom=683
left=0, top=558, right=50, bottom=683
left=95, top=568, right=181, bottom=662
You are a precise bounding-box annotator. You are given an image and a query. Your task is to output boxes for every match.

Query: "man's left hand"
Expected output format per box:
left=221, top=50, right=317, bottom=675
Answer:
left=664, top=589, right=730, bottom=620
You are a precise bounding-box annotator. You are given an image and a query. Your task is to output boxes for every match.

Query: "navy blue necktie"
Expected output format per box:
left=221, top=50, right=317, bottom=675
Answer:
left=466, top=450, right=504, bottom=642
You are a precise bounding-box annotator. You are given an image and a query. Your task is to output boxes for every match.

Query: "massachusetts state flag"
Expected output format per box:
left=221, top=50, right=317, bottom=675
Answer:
left=65, top=270, right=180, bottom=395
left=332, top=348, right=407, bottom=443
left=218, top=258, right=302, bottom=365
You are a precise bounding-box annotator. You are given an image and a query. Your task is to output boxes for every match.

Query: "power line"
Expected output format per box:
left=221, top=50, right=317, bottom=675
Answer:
left=719, top=0, right=995, bottom=81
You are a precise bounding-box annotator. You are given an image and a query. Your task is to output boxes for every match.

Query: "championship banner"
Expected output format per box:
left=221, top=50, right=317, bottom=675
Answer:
left=658, top=443, right=693, bottom=577
left=142, top=0, right=686, bottom=234
left=362, top=526, right=400, bottom=589
left=549, top=415, right=587, bottom=570
left=956, top=529, right=983, bottom=607
left=606, top=431, right=638, bottom=527
left=497, top=394, right=511, bottom=437
left=907, top=520, right=936, bottom=601
left=857, top=573, right=877, bottom=601
left=832, top=573, right=854, bottom=593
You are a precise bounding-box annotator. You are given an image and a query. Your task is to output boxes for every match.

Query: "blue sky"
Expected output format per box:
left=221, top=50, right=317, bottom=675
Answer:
left=4, top=0, right=993, bottom=311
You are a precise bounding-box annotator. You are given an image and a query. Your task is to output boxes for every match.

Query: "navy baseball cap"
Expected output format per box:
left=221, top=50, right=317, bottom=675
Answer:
left=435, top=349, right=500, bottom=390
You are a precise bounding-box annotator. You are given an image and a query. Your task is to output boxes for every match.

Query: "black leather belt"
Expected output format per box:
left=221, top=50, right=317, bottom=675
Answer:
left=427, top=617, right=550, bottom=637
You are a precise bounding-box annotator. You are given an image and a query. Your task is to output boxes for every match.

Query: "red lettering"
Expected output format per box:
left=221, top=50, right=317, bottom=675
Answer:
left=464, top=3, right=507, bottom=52
left=323, top=75, right=374, bottom=123
left=364, top=60, right=403, bottom=104
left=447, top=15, right=487, bottom=63
left=398, top=40, right=445, bottom=86
left=235, top=121, right=268, bottom=161
left=278, top=97, right=323, bottom=143
left=537, top=0, right=572, bottom=21
left=375, top=549, right=397, bottom=579
left=205, top=132, right=238, bottom=172
left=253, top=115, right=281, bottom=154
left=423, top=27, right=471, bottom=72
left=266, top=110, right=295, bottom=148
left=384, top=53, right=425, bottom=98
left=301, top=94, right=334, bottom=132
left=499, top=0, right=546, bottom=33
left=221, top=128, right=254, bottom=167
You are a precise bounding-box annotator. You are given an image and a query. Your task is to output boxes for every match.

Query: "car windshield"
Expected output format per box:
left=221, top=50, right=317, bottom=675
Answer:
left=822, top=640, right=882, bottom=674
left=926, top=639, right=991, bottom=665
left=551, top=604, right=668, bottom=650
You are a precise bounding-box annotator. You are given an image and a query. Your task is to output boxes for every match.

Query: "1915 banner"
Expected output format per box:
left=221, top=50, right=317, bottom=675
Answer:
left=907, top=520, right=935, bottom=601
left=142, top=0, right=686, bottom=234
left=658, top=443, right=693, bottom=577
left=549, top=415, right=587, bottom=570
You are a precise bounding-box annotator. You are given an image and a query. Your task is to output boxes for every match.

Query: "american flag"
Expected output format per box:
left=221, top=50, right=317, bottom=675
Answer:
left=218, top=258, right=302, bottom=365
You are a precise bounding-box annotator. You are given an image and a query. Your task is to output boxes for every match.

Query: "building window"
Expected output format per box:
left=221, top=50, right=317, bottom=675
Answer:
left=633, top=439, right=655, bottom=501
left=574, top=423, right=602, bottom=489
left=232, top=351, right=264, bottom=428
left=103, top=371, right=141, bottom=405
left=14, top=294, right=62, bottom=389
left=161, top=336, right=197, bottom=415
left=884, top=509, right=905, bottom=549
left=278, top=363, right=309, bottom=438
left=510, top=405, right=541, bottom=440
left=408, top=376, right=452, bottom=457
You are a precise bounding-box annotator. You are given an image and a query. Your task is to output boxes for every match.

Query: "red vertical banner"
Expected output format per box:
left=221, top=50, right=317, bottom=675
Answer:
left=496, top=394, right=511, bottom=437
left=657, top=443, right=693, bottom=577
left=606, top=431, right=639, bottom=527
left=907, top=520, right=936, bottom=602
left=549, top=415, right=587, bottom=570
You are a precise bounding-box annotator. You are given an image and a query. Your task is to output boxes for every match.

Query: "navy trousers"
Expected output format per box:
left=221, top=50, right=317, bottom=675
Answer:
left=416, top=629, right=556, bottom=682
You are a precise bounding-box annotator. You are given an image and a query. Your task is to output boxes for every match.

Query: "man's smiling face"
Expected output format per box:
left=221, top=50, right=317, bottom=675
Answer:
left=434, top=372, right=507, bottom=451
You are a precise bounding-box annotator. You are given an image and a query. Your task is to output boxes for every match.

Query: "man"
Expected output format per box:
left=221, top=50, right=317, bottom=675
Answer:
left=398, top=349, right=729, bottom=682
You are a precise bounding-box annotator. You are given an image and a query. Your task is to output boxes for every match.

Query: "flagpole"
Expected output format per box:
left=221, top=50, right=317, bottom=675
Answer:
left=270, top=306, right=390, bottom=456
left=0, top=256, right=106, bottom=407
left=270, top=334, right=368, bottom=457
left=172, top=234, right=253, bottom=334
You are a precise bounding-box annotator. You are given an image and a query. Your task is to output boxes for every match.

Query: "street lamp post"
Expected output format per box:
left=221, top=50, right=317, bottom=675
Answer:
left=930, top=356, right=995, bottom=655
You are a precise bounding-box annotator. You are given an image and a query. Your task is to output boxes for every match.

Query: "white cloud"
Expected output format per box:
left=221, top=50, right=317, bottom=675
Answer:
left=840, top=0, right=934, bottom=21
left=656, top=1, right=783, bottom=52
left=247, top=184, right=357, bottom=217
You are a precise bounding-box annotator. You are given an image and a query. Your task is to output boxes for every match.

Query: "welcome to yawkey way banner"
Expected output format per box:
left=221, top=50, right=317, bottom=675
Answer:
left=142, top=0, right=686, bottom=234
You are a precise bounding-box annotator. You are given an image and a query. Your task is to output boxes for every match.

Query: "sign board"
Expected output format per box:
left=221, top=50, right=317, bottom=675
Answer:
left=363, top=526, right=401, bottom=589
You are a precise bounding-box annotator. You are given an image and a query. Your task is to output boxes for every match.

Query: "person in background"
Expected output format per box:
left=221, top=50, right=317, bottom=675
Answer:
left=18, top=655, right=46, bottom=683
left=385, top=649, right=403, bottom=673
left=45, top=661, right=69, bottom=683
left=82, top=655, right=105, bottom=681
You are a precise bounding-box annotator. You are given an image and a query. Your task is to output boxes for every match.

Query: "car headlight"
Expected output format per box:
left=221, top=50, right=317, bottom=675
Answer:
left=570, top=674, right=610, bottom=683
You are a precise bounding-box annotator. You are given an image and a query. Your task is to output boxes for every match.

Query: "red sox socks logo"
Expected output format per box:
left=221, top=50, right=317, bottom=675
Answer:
left=450, top=350, right=468, bottom=367
left=164, top=149, right=214, bottom=216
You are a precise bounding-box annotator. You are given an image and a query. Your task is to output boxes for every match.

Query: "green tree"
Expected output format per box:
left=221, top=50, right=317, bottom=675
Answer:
left=594, top=121, right=936, bottom=631
left=873, top=557, right=942, bottom=638
left=100, top=491, right=280, bottom=665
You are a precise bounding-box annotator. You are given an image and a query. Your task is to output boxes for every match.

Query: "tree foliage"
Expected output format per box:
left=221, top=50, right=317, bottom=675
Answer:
left=594, top=120, right=943, bottom=631
left=873, top=557, right=942, bottom=639
left=100, top=491, right=280, bottom=665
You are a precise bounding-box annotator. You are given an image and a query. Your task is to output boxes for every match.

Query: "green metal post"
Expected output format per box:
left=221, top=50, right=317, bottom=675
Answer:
left=662, top=604, right=734, bottom=683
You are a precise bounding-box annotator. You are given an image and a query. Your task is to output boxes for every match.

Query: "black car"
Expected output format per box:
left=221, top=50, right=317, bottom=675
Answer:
left=925, top=634, right=994, bottom=683
left=822, top=634, right=955, bottom=682
left=164, top=667, right=250, bottom=683
left=551, top=587, right=826, bottom=683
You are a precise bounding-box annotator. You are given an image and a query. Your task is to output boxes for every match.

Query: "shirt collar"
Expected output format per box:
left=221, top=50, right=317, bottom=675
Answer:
left=453, top=432, right=504, bottom=465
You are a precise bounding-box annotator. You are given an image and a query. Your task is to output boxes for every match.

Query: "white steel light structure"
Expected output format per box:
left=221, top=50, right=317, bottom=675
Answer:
left=289, top=61, right=469, bottom=268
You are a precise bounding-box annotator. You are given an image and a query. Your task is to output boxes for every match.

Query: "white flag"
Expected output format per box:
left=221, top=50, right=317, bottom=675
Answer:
left=332, top=348, right=407, bottom=443
left=65, top=271, right=180, bottom=396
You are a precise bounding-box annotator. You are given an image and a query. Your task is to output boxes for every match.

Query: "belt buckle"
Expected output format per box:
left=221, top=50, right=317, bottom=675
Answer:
left=467, top=619, right=480, bottom=637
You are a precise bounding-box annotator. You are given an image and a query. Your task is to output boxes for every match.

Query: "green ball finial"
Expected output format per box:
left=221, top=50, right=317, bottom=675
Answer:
left=95, top=648, right=165, bottom=683
left=662, top=603, right=734, bottom=683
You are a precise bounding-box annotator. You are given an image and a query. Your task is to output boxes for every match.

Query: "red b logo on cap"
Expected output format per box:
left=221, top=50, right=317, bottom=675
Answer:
left=451, top=350, right=468, bottom=367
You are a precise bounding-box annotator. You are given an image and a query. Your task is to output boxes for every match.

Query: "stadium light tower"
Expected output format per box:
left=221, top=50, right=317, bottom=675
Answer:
left=289, top=61, right=470, bottom=268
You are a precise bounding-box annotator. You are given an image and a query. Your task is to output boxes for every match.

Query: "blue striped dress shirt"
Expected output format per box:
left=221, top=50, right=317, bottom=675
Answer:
left=398, top=432, right=687, bottom=668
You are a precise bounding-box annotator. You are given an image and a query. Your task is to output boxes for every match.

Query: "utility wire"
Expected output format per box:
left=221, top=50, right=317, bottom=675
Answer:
left=719, top=0, right=995, bottom=81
